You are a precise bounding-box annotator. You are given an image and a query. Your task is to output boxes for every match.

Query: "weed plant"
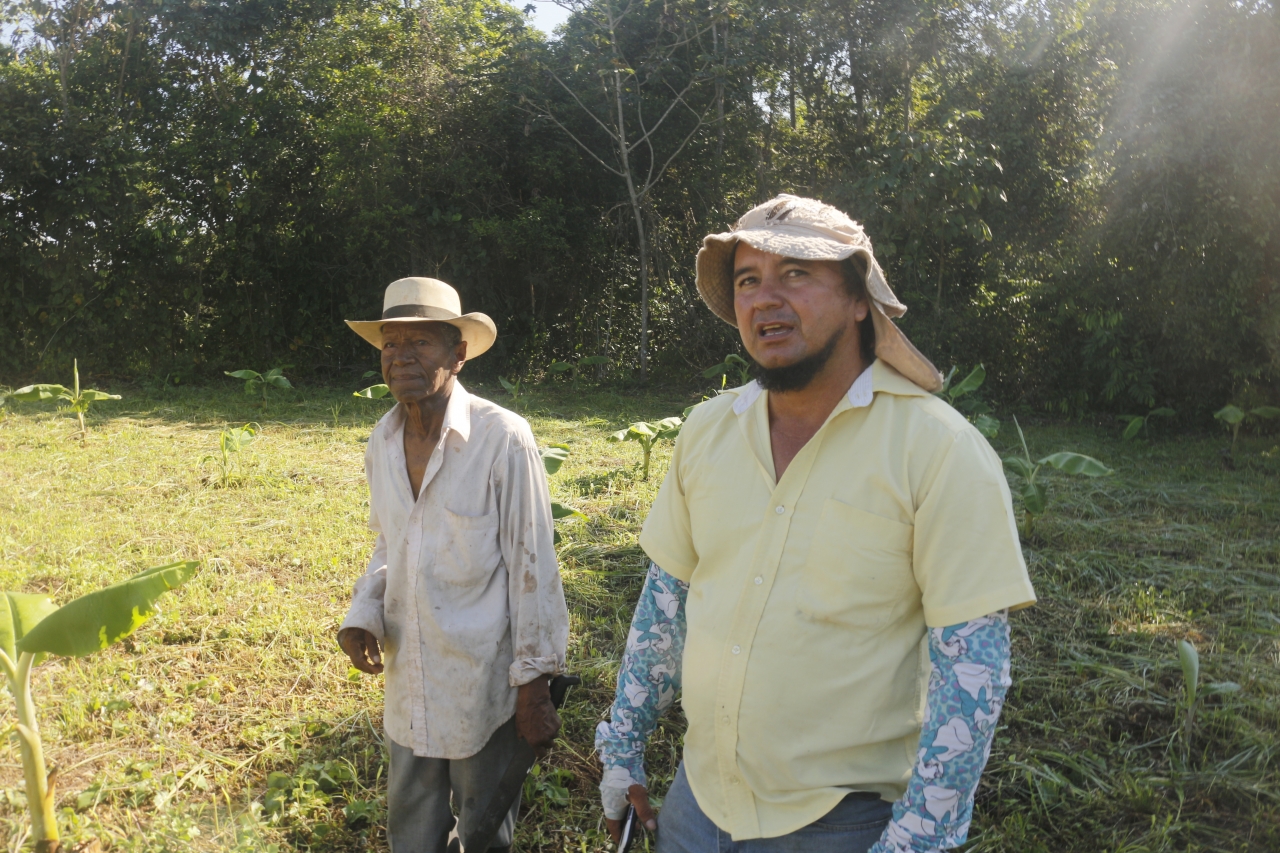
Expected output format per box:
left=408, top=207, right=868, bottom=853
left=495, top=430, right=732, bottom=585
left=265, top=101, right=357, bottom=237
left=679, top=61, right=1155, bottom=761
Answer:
left=0, top=385, right=1276, bottom=851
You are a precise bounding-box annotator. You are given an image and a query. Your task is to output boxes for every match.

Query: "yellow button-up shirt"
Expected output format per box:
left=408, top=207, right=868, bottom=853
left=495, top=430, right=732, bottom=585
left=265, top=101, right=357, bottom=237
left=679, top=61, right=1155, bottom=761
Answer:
left=639, top=360, right=1035, bottom=840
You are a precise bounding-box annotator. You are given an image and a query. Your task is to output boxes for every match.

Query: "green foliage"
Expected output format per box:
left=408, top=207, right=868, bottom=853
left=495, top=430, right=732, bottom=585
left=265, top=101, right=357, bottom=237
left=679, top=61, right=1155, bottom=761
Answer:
left=18, top=562, right=200, bottom=658
left=1119, top=407, right=1175, bottom=441
left=10, top=360, right=121, bottom=442
left=702, top=354, right=752, bottom=391
left=353, top=384, right=391, bottom=399
left=1214, top=405, right=1280, bottom=454
left=227, top=368, right=292, bottom=411
left=499, top=376, right=525, bottom=408
left=202, top=423, right=259, bottom=487
left=936, top=365, right=1000, bottom=438
left=523, top=762, right=572, bottom=808
left=541, top=444, right=584, bottom=542
left=1002, top=418, right=1113, bottom=538
left=0, top=561, right=198, bottom=849
left=608, top=416, right=682, bottom=481
left=547, top=355, right=610, bottom=389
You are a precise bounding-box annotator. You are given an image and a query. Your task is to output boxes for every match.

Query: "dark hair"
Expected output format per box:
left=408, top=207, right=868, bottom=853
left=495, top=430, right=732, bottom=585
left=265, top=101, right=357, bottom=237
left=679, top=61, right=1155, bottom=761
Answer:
left=435, top=321, right=463, bottom=350
left=841, top=256, right=878, bottom=365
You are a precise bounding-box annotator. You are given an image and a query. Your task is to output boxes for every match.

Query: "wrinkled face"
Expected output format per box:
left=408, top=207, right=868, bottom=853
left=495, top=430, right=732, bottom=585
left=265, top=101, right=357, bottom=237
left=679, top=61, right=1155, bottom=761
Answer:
left=732, top=242, right=868, bottom=371
left=380, top=322, right=467, bottom=405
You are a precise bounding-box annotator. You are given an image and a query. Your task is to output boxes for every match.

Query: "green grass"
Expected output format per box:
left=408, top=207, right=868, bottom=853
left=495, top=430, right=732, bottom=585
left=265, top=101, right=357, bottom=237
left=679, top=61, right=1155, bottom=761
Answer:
left=0, top=381, right=1276, bottom=852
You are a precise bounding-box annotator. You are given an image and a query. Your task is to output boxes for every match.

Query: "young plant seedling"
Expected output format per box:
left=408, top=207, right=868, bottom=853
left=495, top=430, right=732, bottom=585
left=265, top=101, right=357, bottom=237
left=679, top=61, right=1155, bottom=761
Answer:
left=608, top=416, right=683, bottom=481
left=541, top=444, right=585, bottom=543
left=1001, top=417, right=1113, bottom=539
left=202, top=423, right=259, bottom=487
left=0, top=561, right=200, bottom=853
left=1176, top=638, right=1239, bottom=762
left=499, top=376, right=525, bottom=409
left=1118, top=407, right=1175, bottom=441
left=547, top=355, right=610, bottom=389
left=9, top=360, right=121, bottom=443
left=225, top=367, right=292, bottom=411
left=935, top=364, right=1000, bottom=438
left=1214, top=404, right=1280, bottom=454
left=702, top=353, right=752, bottom=391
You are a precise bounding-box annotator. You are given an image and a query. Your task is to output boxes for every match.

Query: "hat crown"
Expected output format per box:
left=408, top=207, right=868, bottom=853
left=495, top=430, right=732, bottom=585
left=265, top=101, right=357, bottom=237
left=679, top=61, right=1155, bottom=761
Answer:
left=735, top=194, right=868, bottom=246
left=383, top=277, right=461, bottom=317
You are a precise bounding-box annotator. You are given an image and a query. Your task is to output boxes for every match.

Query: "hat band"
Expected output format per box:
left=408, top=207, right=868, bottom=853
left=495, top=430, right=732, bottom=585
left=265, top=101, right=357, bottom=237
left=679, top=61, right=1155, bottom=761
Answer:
left=381, top=304, right=460, bottom=321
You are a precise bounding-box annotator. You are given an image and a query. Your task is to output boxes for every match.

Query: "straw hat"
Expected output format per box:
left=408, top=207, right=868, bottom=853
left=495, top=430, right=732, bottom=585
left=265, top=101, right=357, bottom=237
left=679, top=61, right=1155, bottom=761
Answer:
left=695, top=194, right=944, bottom=391
left=345, top=278, right=497, bottom=359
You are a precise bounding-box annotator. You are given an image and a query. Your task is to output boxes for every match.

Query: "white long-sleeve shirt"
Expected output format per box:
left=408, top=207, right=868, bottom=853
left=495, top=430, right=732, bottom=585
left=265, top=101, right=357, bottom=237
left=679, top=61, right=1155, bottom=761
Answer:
left=340, top=382, right=568, bottom=759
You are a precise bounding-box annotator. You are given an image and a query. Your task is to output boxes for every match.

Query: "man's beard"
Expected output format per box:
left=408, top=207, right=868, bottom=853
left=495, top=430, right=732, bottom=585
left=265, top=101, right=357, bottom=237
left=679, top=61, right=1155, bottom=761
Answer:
left=749, top=326, right=844, bottom=392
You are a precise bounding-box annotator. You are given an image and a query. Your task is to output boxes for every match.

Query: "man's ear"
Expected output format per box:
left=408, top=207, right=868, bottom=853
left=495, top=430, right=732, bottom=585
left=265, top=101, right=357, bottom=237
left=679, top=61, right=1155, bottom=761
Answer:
left=451, top=339, right=469, bottom=373
left=852, top=295, right=870, bottom=323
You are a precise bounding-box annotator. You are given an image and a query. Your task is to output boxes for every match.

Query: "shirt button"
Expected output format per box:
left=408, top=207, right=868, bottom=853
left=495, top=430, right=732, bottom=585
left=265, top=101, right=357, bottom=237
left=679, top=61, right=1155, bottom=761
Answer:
left=754, top=576, right=763, bottom=585
left=722, top=715, right=730, bottom=725
left=732, top=645, right=741, bottom=655
left=775, top=505, right=785, bottom=515
left=729, top=776, right=740, bottom=785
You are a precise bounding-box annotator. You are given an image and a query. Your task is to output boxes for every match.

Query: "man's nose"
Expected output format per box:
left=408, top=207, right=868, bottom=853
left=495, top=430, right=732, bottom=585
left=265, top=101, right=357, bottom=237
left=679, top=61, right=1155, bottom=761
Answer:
left=749, top=273, right=787, bottom=310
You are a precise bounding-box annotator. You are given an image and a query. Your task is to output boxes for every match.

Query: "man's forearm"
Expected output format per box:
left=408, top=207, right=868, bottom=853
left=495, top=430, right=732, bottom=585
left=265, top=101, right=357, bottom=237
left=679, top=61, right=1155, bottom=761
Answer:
left=595, top=562, right=688, bottom=817
left=871, top=611, right=1012, bottom=853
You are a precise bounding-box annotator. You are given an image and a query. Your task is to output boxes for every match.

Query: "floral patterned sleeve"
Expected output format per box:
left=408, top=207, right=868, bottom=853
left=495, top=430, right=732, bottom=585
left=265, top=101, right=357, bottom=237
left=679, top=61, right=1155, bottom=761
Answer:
left=871, top=610, right=1013, bottom=853
left=595, top=562, right=688, bottom=820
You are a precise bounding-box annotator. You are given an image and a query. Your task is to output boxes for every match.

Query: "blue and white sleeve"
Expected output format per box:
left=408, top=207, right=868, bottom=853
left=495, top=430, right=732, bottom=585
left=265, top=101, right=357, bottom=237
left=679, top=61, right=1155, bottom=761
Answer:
left=595, top=562, right=688, bottom=820
left=870, top=611, right=1013, bottom=853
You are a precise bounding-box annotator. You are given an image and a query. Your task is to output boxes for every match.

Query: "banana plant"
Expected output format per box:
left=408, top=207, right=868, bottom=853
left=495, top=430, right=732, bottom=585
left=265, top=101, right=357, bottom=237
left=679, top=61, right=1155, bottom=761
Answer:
left=608, top=416, right=683, bottom=481
left=547, top=355, right=610, bottom=389
left=935, top=365, right=999, bottom=438
left=226, top=367, right=292, bottom=411
left=1214, top=404, right=1280, bottom=454
left=1118, top=407, right=1175, bottom=441
left=499, top=377, right=525, bottom=409
left=9, top=360, right=121, bottom=443
left=1001, top=418, right=1113, bottom=538
left=353, top=383, right=391, bottom=399
left=0, top=561, right=200, bottom=853
left=202, top=423, right=258, bottom=487
left=540, top=445, right=585, bottom=543
left=702, top=354, right=752, bottom=391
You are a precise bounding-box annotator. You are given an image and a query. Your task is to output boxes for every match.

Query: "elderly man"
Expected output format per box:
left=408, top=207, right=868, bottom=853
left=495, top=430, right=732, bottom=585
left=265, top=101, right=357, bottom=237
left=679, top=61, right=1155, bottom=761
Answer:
left=596, top=196, right=1036, bottom=853
left=338, top=277, right=569, bottom=853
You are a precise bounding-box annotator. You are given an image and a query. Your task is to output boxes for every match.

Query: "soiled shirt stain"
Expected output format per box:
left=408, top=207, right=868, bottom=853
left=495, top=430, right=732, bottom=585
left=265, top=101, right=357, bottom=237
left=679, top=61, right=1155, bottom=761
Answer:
left=341, top=383, right=568, bottom=759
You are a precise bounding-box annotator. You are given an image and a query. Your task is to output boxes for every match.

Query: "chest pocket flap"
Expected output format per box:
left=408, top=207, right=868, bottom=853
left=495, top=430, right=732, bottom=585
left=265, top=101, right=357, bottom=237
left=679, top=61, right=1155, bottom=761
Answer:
left=795, top=499, right=914, bottom=629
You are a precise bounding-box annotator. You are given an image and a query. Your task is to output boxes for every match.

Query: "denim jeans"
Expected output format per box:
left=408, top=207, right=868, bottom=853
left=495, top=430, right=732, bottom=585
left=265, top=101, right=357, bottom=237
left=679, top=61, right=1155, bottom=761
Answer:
left=656, top=763, right=893, bottom=853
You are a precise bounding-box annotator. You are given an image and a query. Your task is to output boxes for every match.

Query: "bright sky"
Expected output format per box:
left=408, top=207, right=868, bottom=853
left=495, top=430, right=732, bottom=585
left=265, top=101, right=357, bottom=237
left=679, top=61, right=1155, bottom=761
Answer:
left=524, top=1, right=574, bottom=36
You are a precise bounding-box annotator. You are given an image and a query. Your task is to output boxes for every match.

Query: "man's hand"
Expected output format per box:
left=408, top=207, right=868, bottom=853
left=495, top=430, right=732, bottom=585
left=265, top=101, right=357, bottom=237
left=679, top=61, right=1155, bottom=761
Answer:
left=515, top=674, right=561, bottom=750
left=338, top=627, right=383, bottom=674
left=605, top=784, right=658, bottom=843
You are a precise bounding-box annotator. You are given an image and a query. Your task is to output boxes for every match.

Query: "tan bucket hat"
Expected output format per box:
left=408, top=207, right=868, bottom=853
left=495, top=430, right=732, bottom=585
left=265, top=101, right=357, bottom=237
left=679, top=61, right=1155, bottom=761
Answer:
left=345, top=277, right=497, bottom=359
left=695, top=194, right=944, bottom=391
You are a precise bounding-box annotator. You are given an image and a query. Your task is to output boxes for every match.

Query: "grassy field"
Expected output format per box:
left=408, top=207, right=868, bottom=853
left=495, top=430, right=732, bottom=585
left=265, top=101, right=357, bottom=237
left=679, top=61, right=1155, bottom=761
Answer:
left=0, top=379, right=1276, bottom=853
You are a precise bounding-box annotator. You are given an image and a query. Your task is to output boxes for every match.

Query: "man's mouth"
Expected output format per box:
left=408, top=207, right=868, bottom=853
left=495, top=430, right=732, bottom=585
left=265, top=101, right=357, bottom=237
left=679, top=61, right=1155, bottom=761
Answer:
left=757, top=322, right=792, bottom=339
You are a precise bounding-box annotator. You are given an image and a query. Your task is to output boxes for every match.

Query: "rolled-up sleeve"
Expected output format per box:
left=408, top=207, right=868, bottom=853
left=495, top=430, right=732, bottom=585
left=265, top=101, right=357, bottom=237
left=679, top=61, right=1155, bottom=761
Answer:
left=498, top=429, right=569, bottom=686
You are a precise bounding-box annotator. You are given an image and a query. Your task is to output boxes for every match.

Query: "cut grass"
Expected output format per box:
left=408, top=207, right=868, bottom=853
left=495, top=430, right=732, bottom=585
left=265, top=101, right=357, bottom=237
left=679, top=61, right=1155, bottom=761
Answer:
left=0, top=381, right=1276, bottom=852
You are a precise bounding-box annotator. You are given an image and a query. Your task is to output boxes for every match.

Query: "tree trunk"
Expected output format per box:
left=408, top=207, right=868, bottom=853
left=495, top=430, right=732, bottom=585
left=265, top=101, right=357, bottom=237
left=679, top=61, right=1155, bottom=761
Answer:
left=611, top=68, right=650, bottom=381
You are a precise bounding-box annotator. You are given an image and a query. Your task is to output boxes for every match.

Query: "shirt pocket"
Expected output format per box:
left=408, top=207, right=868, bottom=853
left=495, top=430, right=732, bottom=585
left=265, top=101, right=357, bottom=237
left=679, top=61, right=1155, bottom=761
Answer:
left=794, top=499, right=914, bottom=629
left=435, top=508, right=502, bottom=586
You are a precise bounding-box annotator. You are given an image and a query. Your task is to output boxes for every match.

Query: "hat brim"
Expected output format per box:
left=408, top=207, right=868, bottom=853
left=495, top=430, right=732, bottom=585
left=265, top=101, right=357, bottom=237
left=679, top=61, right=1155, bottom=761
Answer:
left=694, top=232, right=942, bottom=392
left=344, top=313, right=497, bottom=360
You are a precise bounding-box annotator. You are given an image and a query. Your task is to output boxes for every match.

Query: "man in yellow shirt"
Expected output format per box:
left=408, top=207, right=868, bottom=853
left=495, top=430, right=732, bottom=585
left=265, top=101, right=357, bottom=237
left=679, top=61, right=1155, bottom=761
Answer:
left=596, top=195, right=1036, bottom=853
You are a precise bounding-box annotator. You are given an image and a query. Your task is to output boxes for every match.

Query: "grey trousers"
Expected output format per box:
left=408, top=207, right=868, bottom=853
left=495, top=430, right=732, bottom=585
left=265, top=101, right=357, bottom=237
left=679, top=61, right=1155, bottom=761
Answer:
left=387, top=717, right=521, bottom=853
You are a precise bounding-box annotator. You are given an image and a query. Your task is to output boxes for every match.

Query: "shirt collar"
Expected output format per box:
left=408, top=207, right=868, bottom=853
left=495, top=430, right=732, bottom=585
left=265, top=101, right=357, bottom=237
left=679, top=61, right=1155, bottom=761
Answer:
left=730, top=363, right=877, bottom=416
left=384, top=381, right=473, bottom=443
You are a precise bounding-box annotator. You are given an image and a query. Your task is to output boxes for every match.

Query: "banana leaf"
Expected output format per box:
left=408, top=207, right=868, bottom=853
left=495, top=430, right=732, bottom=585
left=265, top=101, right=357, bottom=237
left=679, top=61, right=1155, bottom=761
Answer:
left=354, top=384, right=391, bottom=399
left=1038, top=452, right=1113, bottom=476
left=18, top=561, right=200, bottom=657
left=541, top=445, right=571, bottom=475
left=9, top=385, right=70, bottom=402
left=0, top=593, right=58, bottom=661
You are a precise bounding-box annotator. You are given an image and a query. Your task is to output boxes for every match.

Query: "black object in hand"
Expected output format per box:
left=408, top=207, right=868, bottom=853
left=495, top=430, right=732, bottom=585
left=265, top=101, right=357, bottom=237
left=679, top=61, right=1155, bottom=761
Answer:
left=618, top=802, right=641, bottom=852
